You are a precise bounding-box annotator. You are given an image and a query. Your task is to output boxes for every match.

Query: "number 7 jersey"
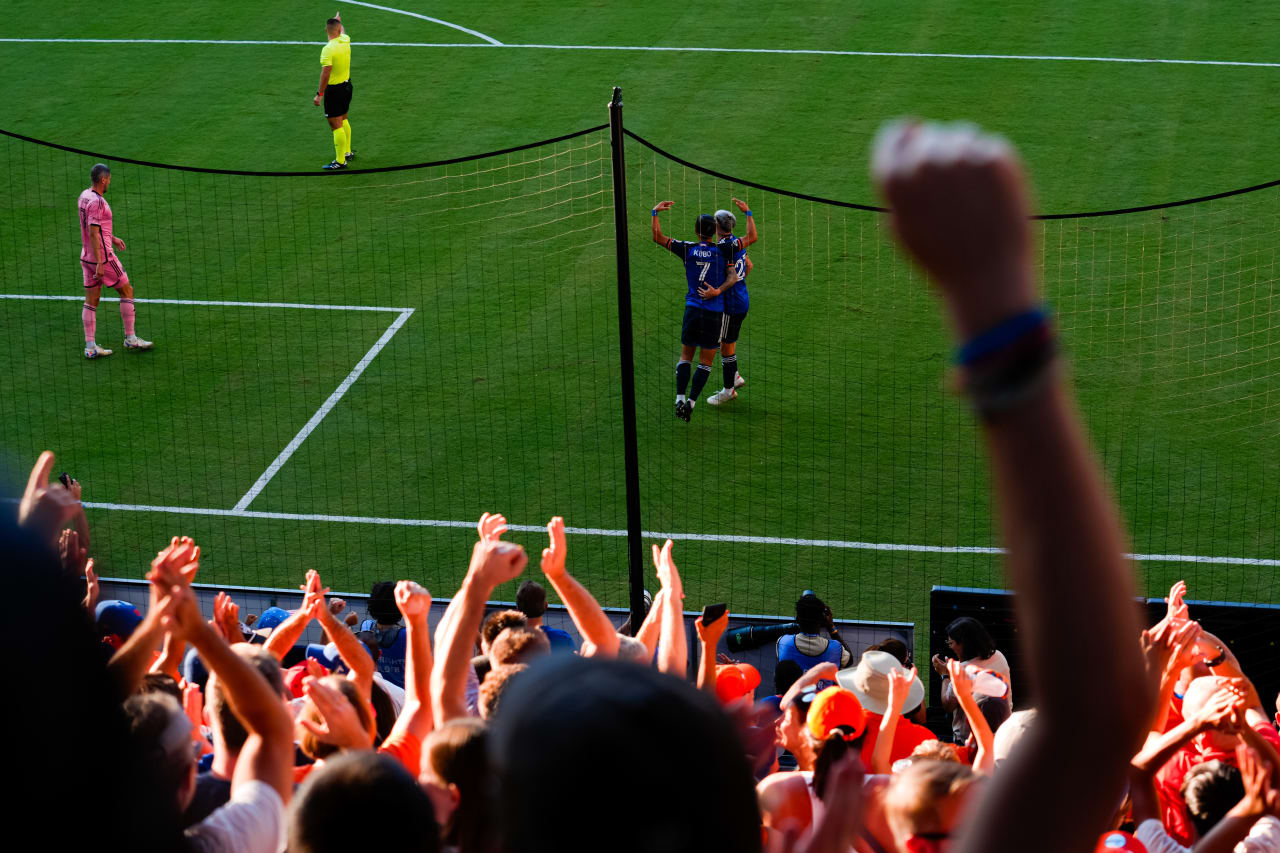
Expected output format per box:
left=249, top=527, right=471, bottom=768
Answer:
left=665, top=237, right=741, bottom=312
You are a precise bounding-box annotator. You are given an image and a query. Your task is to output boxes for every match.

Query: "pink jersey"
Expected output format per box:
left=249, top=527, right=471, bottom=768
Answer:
left=78, top=188, right=114, bottom=262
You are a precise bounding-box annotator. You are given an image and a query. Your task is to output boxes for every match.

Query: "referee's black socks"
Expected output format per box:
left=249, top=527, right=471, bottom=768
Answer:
left=691, top=363, right=712, bottom=400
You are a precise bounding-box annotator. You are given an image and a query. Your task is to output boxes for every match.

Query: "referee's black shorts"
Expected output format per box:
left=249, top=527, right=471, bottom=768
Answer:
left=681, top=306, right=723, bottom=350
left=324, top=81, right=353, bottom=117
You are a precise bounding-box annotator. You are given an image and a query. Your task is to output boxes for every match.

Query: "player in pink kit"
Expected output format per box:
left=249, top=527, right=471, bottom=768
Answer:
left=78, top=163, right=152, bottom=358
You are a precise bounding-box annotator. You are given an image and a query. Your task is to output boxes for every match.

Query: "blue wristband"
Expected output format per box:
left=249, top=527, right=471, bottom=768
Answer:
left=744, top=210, right=753, bottom=217
left=652, top=209, right=659, bottom=217
left=954, top=307, right=1049, bottom=366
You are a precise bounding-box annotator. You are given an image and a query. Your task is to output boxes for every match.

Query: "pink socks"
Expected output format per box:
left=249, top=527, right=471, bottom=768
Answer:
left=120, top=298, right=136, bottom=337
left=82, top=302, right=97, bottom=344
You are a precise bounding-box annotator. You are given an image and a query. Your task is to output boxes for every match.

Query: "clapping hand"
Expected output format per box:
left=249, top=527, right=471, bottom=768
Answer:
left=477, top=512, right=509, bottom=543
left=18, top=451, right=85, bottom=544
left=59, top=528, right=89, bottom=575
left=1166, top=579, right=1190, bottom=623
left=470, top=539, right=528, bottom=589
left=212, top=591, right=244, bottom=644
left=83, top=559, right=99, bottom=612
left=540, top=516, right=567, bottom=579
left=651, top=539, right=683, bottom=598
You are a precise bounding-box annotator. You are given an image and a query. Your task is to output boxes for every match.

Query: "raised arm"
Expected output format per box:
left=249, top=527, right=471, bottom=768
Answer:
left=873, top=120, right=1152, bottom=853
left=732, top=198, right=758, bottom=248
left=108, top=537, right=199, bottom=693
left=307, top=569, right=375, bottom=698
left=871, top=665, right=918, bottom=774
left=431, top=537, right=527, bottom=722
left=651, top=200, right=674, bottom=246
left=634, top=587, right=666, bottom=659
left=945, top=660, right=997, bottom=774
left=385, top=581, right=433, bottom=742
left=653, top=540, right=687, bottom=678
left=780, top=661, right=839, bottom=711
left=175, top=586, right=294, bottom=803
left=540, top=517, right=619, bottom=657
left=695, top=610, right=729, bottom=695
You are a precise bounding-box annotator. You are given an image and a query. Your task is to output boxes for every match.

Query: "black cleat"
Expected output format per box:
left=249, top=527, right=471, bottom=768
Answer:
left=344, top=150, right=356, bottom=163
left=322, top=160, right=347, bottom=170
left=675, top=399, right=694, bottom=422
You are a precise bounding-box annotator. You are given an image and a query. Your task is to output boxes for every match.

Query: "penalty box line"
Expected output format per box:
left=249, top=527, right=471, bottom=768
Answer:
left=0, top=293, right=414, bottom=513
left=74, top=501, right=1280, bottom=568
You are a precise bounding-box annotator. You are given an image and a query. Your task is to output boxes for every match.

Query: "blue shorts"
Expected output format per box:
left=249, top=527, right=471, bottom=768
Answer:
left=721, top=311, right=747, bottom=344
left=681, top=306, right=723, bottom=349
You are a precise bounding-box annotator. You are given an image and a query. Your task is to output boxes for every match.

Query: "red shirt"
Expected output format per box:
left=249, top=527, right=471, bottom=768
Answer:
left=860, top=713, right=937, bottom=767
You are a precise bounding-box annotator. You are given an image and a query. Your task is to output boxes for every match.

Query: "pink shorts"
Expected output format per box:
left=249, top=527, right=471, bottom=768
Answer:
left=81, top=256, right=129, bottom=289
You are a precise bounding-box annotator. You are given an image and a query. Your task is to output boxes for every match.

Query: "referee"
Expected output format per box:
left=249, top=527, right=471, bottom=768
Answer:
left=312, top=11, right=355, bottom=170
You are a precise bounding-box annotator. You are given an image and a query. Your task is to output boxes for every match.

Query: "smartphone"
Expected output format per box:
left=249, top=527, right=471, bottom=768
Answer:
left=701, top=602, right=728, bottom=626
left=58, top=472, right=73, bottom=490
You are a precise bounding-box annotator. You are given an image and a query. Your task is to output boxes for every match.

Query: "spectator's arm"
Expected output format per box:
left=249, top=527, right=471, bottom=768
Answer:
left=263, top=606, right=310, bottom=661
left=386, top=581, right=433, bottom=742
left=313, top=595, right=375, bottom=700
left=1193, top=745, right=1276, bottom=853
left=212, top=591, right=245, bottom=646
left=946, top=660, right=997, bottom=774
left=653, top=540, right=687, bottom=678
left=149, top=628, right=184, bottom=683
left=540, top=516, right=619, bottom=657
left=695, top=611, right=729, bottom=695
left=431, top=537, right=527, bottom=722
left=634, top=587, right=666, bottom=660
left=874, top=120, right=1151, bottom=853
left=109, top=588, right=180, bottom=693
left=871, top=665, right=917, bottom=774
left=779, top=661, right=839, bottom=710
left=177, top=587, right=293, bottom=803
left=1145, top=619, right=1202, bottom=735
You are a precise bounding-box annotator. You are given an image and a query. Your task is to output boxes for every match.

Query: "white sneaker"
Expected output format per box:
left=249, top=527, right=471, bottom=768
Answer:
left=706, top=387, right=737, bottom=406
left=85, top=343, right=113, bottom=359
left=734, top=371, right=745, bottom=389
left=124, top=335, right=153, bottom=351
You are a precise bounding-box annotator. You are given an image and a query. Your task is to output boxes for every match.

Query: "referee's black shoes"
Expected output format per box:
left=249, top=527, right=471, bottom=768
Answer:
left=322, top=160, right=348, bottom=170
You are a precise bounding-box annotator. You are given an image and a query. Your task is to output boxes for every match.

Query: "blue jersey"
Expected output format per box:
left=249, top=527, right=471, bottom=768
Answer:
left=720, top=235, right=749, bottom=314
left=666, top=238, right=736, bottom=312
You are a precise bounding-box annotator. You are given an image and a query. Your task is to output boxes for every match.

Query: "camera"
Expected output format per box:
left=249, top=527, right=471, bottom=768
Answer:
left=724, top=621, right=801, bottom=653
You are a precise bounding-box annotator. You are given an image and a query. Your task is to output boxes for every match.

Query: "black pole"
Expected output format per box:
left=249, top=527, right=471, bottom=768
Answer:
left=609, top=87, right=646, bottom=635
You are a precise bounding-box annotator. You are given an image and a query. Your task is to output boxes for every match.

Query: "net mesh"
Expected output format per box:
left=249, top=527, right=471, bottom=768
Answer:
left=2, top=125, right=1279, bottom=637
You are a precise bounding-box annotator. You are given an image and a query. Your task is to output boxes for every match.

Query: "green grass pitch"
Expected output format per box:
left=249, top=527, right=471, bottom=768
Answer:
left=5, top=0, right=1280, bottom=634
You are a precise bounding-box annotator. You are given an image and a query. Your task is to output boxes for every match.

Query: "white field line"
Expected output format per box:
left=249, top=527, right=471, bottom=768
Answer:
left=0, top=293, right=411, bottom=312
left=4, top=38, right=1280, bottom=68
left=69, top=500, right=1280, bottom=567
left=232, top=308, right=414, bottom=511
left=336, top=0, right=502, bottom=45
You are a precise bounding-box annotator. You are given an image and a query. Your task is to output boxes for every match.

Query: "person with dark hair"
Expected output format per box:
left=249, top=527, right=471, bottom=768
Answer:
left=289, top=752, right=439, bottom=853
left=932, top=615, right=1011, bottom=745
left=490, top=654, right=762, bottom=852
left=422, top=718, right=492, bottom=853
left=650, top=199, right=740, bottom=421
left=311, top=11, right=355, bottom=170
left=515, top=579, right=577, bottom=654
left=706, top=197, right=758, bottom=406
left=777, top=592, right=852, bottom=676
left=359, top=579, right=407, bottom=688
left=77, top=163, right=153, bottom=358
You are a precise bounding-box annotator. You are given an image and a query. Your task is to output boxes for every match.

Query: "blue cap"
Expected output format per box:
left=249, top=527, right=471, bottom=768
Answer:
left=95, top=599, right=142, bottom=640
left=255, top=606, right=290, bottom=631
left=305, top=642, right=348, bottom=673
left=182, top=646, right=209, bottom=689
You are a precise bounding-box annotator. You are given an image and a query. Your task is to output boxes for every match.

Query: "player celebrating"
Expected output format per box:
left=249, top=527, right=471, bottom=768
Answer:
left=651, top=201, right=739, bottom=421
left=78, top=164, right=152, bottom=359
left=313, top=11, right=355, bottom=170
left=706, top=198, right=757, bottom=406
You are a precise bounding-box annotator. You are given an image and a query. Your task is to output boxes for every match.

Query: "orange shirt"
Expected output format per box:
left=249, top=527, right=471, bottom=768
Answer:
left=293, top=729, right=423, bottom=784
left=859, top=713, right=937, bottom=767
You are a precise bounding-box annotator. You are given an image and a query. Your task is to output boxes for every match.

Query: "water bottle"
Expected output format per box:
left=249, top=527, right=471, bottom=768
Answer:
left=966, top=665, right=1009, bottom=699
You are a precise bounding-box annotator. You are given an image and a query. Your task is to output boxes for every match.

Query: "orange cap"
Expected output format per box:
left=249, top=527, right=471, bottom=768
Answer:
left=715, top=663, right=761, bottom=705
left=806, top=686, right=866, bottom=740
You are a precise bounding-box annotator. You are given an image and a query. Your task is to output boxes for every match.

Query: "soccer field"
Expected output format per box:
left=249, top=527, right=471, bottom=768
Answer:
left=5, top=0, right=1280, bottom=629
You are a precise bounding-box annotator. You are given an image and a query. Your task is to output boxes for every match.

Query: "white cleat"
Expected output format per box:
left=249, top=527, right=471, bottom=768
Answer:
left=85, top=343, right=113, bottom=359
left=734, top=371, right=745, bottom=389
left=706, top=387, right=737, bottom=406
left=123, top=334, right=153, bottom=351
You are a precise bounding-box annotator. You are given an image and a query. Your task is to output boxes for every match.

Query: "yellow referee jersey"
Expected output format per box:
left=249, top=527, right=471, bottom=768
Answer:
left=320, top=33, right=352, bottom=84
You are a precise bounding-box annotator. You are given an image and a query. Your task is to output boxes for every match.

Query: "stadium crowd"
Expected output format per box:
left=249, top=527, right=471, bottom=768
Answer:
left=9, top=121, right=1280, bottom=853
